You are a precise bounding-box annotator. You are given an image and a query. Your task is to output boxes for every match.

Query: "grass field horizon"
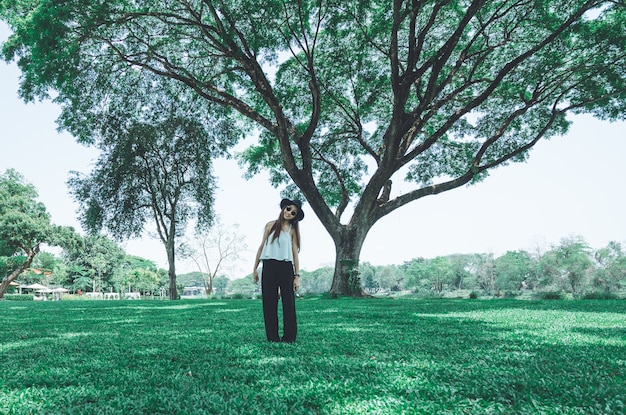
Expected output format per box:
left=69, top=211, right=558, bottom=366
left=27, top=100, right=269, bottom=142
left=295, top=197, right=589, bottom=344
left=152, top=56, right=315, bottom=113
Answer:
left=1, top=297, right=624, bottom=414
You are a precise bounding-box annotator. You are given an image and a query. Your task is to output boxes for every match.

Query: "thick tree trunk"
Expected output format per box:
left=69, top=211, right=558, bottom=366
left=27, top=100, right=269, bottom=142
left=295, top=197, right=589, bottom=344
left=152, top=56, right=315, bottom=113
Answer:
left=208, top=275, right=214, bottom=296
left=329, top=226, right=369, bottom=296
left=202, top=275, right=214, bottom=296
left=166, top=238, right=177, bottom=300
left=168, top=265, right=177, bottom=300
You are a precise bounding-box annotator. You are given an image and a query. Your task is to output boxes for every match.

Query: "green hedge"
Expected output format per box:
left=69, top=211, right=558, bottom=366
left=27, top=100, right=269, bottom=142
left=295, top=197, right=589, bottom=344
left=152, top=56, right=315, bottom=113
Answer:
left=3, top=294, right=34, bottom=301
left=580, top=291, right=620, bottom=300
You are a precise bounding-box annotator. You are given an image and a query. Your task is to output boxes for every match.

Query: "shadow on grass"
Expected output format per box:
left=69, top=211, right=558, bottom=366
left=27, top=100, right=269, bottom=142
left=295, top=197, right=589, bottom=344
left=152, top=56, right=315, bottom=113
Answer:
left=1, top=298, right=624, bottom=414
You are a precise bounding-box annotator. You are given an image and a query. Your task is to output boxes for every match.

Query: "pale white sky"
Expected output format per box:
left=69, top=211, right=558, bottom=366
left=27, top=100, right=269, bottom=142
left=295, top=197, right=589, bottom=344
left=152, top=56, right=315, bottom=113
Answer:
left=1, top=22, right=625, bottom=278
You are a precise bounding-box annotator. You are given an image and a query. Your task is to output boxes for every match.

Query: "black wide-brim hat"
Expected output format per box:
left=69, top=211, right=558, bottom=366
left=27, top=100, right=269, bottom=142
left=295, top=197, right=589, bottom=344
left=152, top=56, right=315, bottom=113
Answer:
left=280, top=198, right=305, bottom=221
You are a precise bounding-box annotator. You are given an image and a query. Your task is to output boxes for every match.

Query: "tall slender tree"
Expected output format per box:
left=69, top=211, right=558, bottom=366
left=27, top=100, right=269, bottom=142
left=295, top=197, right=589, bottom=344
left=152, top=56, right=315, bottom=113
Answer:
left=183, top=220, right=248, bottom=295
left=3, top=1, right=625, bottom=295
left=67, top=73, right=238, bottom=299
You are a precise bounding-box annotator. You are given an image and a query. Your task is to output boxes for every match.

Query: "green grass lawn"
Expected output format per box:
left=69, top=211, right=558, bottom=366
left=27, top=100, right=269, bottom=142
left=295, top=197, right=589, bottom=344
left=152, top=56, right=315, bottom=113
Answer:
left=1, top=297, right=625, bottom=414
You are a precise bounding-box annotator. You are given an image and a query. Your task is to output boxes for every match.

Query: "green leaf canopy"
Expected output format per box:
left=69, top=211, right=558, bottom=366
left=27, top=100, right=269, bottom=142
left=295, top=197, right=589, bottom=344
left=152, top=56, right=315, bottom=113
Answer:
left=2, top=0, right=625, bottom=294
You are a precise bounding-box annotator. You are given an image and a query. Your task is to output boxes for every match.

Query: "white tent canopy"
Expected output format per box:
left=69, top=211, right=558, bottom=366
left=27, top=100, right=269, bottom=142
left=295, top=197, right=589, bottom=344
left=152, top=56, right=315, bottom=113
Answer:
left=24, top=283, right=49, bottom=290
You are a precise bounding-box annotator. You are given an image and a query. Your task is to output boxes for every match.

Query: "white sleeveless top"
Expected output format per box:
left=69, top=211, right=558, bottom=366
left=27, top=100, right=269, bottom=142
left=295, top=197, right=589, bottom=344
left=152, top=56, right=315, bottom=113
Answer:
left=260, top=224, right=294, bottom=262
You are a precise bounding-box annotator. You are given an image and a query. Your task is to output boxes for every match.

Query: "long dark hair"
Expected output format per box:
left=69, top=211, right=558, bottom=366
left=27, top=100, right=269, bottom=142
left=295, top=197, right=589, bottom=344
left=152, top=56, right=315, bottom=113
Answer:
left=269, top=208, right=301, bottom=251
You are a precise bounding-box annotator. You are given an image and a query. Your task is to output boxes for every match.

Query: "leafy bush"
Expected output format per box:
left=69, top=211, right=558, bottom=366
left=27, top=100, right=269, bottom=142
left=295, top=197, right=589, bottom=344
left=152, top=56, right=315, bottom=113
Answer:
left=469, top=291, right=479, bottom=299
left=3, top=294, right=34, bottom=301
left=503, top=290, right=521, bottom=298
left=539, top=291, right=563, bottom=300
left=580, top=291, right=619, bottom=300
left=224, top=293, right=252, bottom=299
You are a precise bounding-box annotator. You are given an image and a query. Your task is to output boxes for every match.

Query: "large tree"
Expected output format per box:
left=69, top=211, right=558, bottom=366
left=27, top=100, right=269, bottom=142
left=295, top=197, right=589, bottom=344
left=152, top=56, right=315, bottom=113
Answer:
left=2, top=1, right=626, bottom=295
left=66, top=72, right=237, bottom=299
left=0, top=169, right=76, bottom=299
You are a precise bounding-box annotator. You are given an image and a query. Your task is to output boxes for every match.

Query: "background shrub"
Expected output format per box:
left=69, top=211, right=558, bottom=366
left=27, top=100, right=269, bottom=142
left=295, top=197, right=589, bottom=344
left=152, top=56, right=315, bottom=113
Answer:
left=3, top=294, right=34, bottom=301
left=539, top=291, right=563, bottom=300
left=580, top=291, right=619, bottom=300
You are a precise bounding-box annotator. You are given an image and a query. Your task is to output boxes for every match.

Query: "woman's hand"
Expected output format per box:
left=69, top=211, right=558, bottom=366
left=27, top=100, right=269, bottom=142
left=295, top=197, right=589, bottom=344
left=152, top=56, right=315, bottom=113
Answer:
left=293, top=275, right=300, bottom=292
left=253, top=270, right=259, bottom=284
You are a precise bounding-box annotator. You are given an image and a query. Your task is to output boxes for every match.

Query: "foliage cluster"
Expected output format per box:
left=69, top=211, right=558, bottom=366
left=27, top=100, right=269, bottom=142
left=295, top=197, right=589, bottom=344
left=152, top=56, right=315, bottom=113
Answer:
left=1, top=298, right=624, bottom=414
left=219, top=235, right=624, bottom=299
left=2, top=169, right=623, bottom=301
left=0, top=169, right=78, bottom=298
left=2, top=294, right=33, bottom=301
left=358, top=236, right=626, bottom=298
left=6, top=235, right=169, bottom=297
left=2, top=0, right=626, bottom=295
left=9, top=233, right=625, bottom=301
left=1, top=168, right=251, bottom=300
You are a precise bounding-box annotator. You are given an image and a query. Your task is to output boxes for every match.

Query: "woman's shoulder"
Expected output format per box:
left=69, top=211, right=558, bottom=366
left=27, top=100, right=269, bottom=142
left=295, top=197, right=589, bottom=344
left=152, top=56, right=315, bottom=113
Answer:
left=264, top=220, right=276, bottom=231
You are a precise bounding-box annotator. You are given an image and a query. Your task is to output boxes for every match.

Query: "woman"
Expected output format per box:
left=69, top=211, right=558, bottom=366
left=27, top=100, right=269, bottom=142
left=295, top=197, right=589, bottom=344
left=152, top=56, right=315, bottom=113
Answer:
left=253, top=198, right=304, bottom=343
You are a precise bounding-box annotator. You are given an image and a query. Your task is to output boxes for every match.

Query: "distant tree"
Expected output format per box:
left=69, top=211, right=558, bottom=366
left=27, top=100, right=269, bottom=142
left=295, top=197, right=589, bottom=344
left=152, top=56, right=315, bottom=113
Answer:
left=537, top=249, right=560, bottom=290
left=402, top=257, right=430, bottom=293
left=183, top=220, right=248, bottom=295
left=64, top=264, right=90, bottom=293
left=447, top=254, right=472, bottom=290
left=177, top=272, right=207, bottom=288
left=227, top=276, right=257, bottom=296
left=213, top=276, right=229, bottom=296
left=593, top=241, right=626, bottom=294
left=62, top=235, right=126, bottom=293
left=29, top=251, right=57, bottom=274
left=66, top=73, right=237, bottom=300
left=45, top=256, right=69, bottom=287
left=470, top=253, right=496, bottom=294
left=494, top=250, right=535, bottom=291
left=359, top=262, right=405, bottom=293
left=376, top=265, right=404, bottom=292
left=360, top=262, right=380, bottom=294
left=0, top=169, right=77, bottom=299
left=546, top=236, right=594, bottom=293
left=122, top=255, right=159, bottom=273
left=4, top=1, right=626, bottom=296
left=16, top=252, right=57, bottom=286
left=156, top=269, right=169, bottom=294
left=116, top=268, right=160, bottom=295
left=299, top=267, right=334, bottom=294
left=425, top=256, right=455, bottom=293
left=109, top=255, right=160, bottom=294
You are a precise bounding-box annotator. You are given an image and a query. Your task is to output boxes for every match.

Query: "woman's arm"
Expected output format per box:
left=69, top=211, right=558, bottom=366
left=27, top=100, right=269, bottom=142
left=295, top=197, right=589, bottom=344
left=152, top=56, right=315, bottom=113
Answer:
left=291, top=229, right=300, bottom=292
left=253, top=221, right=273, bottom=284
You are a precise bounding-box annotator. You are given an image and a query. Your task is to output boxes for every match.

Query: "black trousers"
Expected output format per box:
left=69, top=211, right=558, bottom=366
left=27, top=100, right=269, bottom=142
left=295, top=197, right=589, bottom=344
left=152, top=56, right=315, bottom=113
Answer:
left=261, top=259, right=297, bottom=342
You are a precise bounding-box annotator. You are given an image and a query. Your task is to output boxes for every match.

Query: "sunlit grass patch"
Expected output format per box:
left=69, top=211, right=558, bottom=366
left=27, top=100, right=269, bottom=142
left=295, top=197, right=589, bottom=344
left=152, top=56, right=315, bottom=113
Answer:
left=1, top=298, right=625, bottom=414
